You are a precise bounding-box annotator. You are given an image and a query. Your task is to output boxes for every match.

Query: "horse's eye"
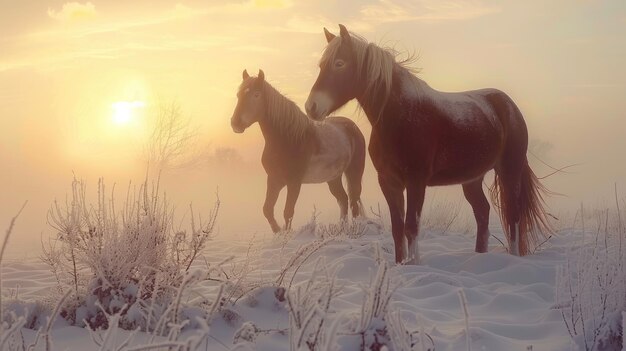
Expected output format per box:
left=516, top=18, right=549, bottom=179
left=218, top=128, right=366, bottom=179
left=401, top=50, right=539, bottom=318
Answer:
left=334, top=60, right=345, bottom=68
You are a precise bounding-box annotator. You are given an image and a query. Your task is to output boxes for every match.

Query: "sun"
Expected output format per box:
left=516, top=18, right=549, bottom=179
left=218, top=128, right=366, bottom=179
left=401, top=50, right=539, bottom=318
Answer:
left=111, top=101, right=145, bottom=126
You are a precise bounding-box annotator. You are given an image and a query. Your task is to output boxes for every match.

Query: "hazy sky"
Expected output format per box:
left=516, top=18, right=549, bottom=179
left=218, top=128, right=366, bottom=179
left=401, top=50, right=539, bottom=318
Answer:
left=1, top=0, right=626, bottom=256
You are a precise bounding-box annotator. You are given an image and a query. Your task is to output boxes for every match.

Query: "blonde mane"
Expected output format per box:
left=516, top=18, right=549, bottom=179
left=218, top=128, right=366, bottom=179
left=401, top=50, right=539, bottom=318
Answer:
left=320, top=33, right=418, bottom=118
left=239, top=77, right=312, bottom=142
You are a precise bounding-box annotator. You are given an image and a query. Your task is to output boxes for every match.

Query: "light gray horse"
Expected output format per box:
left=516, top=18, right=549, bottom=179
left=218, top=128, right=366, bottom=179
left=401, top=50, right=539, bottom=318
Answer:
left=231, top=69, right=366, bottom=232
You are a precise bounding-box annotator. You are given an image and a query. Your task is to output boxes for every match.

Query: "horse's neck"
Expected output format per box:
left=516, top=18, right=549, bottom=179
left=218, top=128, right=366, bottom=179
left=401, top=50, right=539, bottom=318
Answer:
left=357, top=67, right=434, bottom=125
left=258, top=108, right=311, bottom=148
left=258, top=117, right=282, bottom=146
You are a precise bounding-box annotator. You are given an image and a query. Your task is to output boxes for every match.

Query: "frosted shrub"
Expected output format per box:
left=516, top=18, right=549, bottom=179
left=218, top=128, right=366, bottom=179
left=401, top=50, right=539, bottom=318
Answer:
left=286, top=257, right=343, bottom=351
left=275, top=214, right=336, bottom=288
left=2, top=208, right=72, bottom=351
left=421, top=197, right=468, bottom=235
left=0, top=203, right=28, bottom=351
left=316, top=218, right=367, bottom=240
left=346, top=256, right=433, bottom=351
left=42, top=177, right=220, bottom=330
left=556, top=203, right=625, bottom=351
left=85, top=272, right=213, bottom=351
left=355, top=260, right=401, bottom=333
left=350, top=260, right=404, bottom=350
left=386, top=310, right=433, bottom=351
left=370, top=197, right=471, bottom=236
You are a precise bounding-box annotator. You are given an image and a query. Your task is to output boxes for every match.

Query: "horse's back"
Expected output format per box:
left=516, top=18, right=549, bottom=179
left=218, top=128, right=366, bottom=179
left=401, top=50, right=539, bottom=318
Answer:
left=464, top=88, right=525, bottom=129
left=325, top=116, right=362, bottom=133
left=424, top=88, right=517, bottom=185
left=301, top=117, right=363, bottom=184
left=433, top=89, right=502, bottom=129
left=462, top=88, right=529, bottom=151
left=325, top=116, right=365, bottom=144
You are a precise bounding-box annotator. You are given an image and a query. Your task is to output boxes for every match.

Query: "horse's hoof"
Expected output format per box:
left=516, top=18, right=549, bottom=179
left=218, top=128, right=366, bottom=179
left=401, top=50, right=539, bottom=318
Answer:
left=405, top=258, right=420, bottom=265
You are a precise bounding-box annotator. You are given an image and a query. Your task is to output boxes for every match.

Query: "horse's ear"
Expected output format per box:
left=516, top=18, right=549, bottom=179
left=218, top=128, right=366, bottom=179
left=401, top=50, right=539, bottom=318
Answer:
left=324, top=27, right=336, bottom=43
left=258, top=69, right=265, bottom=82
left=338, top=24, right=351, bottom=46
left=242, top=69, right=250, bottom=80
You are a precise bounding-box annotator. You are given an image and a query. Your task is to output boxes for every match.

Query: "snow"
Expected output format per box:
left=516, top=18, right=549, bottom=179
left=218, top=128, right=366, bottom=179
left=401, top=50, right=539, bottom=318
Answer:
left=0, top=216, right=619, bottom=350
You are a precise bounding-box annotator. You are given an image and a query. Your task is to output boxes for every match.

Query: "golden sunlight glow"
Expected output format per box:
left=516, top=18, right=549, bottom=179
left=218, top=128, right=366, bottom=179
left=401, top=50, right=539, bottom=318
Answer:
left=112, top=101, right=145, bottom=126
left=253, top=0, right=291, bottom=9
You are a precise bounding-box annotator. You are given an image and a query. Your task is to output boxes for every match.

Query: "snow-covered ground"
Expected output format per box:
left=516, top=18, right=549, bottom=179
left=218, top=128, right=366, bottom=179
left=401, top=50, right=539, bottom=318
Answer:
left=2, top=213, right=596, bottom=351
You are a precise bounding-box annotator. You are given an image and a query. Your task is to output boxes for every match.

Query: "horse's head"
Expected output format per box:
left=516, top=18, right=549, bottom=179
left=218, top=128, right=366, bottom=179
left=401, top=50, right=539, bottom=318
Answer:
left=231, top=69, right=267, bottom=133
left=305, top=24, right=359, bottom=122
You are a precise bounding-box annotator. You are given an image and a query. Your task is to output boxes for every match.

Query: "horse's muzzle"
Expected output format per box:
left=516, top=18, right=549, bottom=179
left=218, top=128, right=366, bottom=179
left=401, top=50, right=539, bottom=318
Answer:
left=231, top=118, right=245, bottom=133
left=305, top=92, right=330, bottom=121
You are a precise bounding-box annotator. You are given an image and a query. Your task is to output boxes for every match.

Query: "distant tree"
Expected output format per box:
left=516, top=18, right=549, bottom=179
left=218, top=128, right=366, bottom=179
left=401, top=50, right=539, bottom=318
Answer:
left=528, top=138, right=554, bottom=162
left=209, top=146, right=243, bottom=167
left=527, top=138, right=556, bottom=173
left=143, top=100, right=206, bottom=170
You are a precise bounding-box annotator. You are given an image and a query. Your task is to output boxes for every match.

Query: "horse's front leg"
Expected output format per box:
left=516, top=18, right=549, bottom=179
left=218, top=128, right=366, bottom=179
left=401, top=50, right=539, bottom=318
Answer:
left=264, top=176, right=284, bottom=233
left=405, top=182, right=426, bottom=265
left=283, top=182, right=302, bottom=231
left=378, top=173, right=406, bottom=264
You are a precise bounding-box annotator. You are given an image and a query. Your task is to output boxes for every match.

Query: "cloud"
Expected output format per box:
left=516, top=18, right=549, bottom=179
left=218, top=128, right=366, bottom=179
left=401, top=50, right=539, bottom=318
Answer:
left=360, top=0, right=500, bottom=24
left=36, top=4, right=209, bottom=40
left=565, top=83, right=624, bottom=89
left=228, top=45, right=278, bottom=53
left=284, top=15, right=335, bottom=34
left=272, top=0, right=500, bottom=35
left=172, top=3, right=211, bottom=18
left=48, top=2, right=97, bottom=22
left=251, top=0, right=292, bottom=9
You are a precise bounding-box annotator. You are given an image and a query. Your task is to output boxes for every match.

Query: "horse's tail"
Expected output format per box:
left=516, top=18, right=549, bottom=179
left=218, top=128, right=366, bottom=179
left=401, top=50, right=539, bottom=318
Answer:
left=490, top=161, right=553, bottom=256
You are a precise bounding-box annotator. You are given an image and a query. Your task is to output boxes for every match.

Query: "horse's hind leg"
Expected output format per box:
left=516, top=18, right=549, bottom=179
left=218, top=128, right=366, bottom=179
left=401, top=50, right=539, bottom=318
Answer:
left=495, top=164, right=524, bottom=256
left=405, top=182, right=426, bottom=265
left=264, top=176, right=285, bottom=233
left=327, top=177, right=349, bottom=220
left=283, top=182, right=302, bottom=231
left=345, top=136, right=366, bottom=217
left=462, top=178, right=491, bottom=253
left=345, top=168, right=364, bottom=217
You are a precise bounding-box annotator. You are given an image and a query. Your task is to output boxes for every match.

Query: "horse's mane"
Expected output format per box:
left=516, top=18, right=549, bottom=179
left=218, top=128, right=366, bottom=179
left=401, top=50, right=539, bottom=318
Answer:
left=239, top=77, right=312, bottom=142
left=320, top=32, right=419, bottom=118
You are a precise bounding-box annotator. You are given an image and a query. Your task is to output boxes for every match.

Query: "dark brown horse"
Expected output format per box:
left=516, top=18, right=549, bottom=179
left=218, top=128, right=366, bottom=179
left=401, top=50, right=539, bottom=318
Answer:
left=231, top=69, right=366, bottom=233
left=305, top=25, right=552, bottom=263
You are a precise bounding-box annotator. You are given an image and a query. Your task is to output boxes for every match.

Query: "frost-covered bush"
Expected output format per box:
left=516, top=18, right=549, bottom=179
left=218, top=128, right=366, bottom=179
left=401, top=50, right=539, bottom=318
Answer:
left=1, top=299, right=50, bottom=330
left=386, top=309, right=433, bottom=351
left=556, top=203, right=625, bottom=351
left=84, top=272, right=213, bottom=351
left=42, top=177, right=220, bottom=330
left=0, top=203, right=29, bottom=351
left=275, top=211, right=370, bottom=290
left=286, top=257, right=343, bottom=351
left=370, top=196, right=471, bottom=237
left=316, top=219, right=367, bottom=240
left=347, top=259, right=404, bottom=350
left=343, top=256, right=433, bottom=351
left=354, top=260, right=401, bottom=335
left=421, top=196, right=469, bottom=235
left=281, top=249, right=432, bottom=351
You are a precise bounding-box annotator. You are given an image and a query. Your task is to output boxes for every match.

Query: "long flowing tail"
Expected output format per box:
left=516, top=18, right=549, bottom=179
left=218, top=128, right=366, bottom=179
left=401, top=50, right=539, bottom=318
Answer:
left=490, top=162, right=554, bottom=255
